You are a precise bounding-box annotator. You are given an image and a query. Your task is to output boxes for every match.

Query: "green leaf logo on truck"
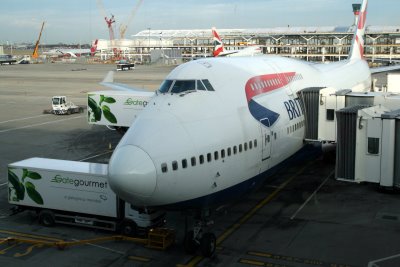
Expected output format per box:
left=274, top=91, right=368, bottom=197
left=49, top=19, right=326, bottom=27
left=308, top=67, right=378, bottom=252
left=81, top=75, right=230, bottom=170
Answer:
left=8, top=168, right=44, bottom=205
left=88, top=94, right=118, bottom=124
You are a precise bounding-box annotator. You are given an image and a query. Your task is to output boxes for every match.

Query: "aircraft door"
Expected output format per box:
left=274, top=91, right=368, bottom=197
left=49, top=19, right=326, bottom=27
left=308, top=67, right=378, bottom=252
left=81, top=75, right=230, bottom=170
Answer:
left=260, top=124, right=272, bottom=164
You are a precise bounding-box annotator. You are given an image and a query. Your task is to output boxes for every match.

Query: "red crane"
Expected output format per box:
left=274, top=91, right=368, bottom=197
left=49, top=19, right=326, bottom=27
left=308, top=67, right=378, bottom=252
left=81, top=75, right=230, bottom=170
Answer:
left=105, top=15, right=115, bottom=41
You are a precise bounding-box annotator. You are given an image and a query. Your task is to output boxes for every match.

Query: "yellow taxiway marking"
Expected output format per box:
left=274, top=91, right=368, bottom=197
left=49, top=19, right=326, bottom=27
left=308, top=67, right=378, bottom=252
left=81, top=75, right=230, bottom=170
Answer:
left=247, top=251, right=354, bottom=267
left=14, top=244, right=44, bottom=258
left=0, top=243, right=17, bottom=255
left=239, top=258, right=289, bottom=267
left=0, top=229, right=63, bottom=242
left=177, top=161, right=313, bottom=267
left=128, top=255, right=152, bottom=262
left=238, top=258, right=266, bottom=266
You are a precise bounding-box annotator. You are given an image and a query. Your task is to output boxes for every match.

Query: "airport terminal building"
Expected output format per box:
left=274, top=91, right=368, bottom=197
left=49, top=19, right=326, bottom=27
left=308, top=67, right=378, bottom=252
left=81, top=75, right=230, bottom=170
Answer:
left=93, top=25, right=400, bottom=64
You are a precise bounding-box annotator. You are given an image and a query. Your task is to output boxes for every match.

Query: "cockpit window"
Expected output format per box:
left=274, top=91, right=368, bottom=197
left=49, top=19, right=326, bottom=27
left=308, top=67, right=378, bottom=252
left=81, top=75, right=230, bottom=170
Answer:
left=202, top=79, right=215, bottom=91
left=170, top=80, right=196, bottom=94
left=158, top=79, right=215, bottom=93
left=159, top=80, right=173, bottom=93
left=196, top=80, right=207, bottom=91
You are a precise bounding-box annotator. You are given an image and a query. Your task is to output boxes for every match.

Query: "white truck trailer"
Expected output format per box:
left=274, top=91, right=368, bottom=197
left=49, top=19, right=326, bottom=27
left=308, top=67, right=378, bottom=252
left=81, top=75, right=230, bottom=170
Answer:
left=8, top=158, right=165, bottom=236
left=87, top=90, right=154, bottom=130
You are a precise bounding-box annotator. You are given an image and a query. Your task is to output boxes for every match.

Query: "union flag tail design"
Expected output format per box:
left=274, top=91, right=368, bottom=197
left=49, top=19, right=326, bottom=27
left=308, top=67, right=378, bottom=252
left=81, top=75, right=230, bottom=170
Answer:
left=212, top=27, right=224, bottom=57
left=349, top=0, right=368, bottom=60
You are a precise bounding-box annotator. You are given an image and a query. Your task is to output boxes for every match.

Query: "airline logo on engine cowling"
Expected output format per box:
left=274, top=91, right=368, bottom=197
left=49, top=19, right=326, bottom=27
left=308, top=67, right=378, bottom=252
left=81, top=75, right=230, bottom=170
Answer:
left=245, top=72, right=299, bottom=127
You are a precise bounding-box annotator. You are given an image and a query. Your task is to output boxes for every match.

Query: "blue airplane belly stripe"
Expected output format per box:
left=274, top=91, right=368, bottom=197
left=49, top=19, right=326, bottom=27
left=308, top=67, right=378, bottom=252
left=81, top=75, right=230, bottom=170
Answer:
left=248, top=99, right=280, bottom=127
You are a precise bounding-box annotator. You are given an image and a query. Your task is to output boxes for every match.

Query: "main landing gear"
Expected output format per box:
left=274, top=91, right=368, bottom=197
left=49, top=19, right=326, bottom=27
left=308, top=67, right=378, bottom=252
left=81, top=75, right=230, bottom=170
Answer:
left=183, top=210, right=217, bottom=257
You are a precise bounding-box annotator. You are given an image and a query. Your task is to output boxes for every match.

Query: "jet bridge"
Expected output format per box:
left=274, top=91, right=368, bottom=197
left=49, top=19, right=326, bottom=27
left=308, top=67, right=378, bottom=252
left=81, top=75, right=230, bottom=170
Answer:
left=298, top=87, right=400, bottom=188
left=336, top=106, right=400, bottom=188
left=299, top=88, right=400, bottom=143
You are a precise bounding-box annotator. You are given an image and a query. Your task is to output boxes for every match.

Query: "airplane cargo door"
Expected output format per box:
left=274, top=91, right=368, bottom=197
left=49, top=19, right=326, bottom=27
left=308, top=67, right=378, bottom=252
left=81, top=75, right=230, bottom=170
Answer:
left=260, top=123, right=272, bottom=164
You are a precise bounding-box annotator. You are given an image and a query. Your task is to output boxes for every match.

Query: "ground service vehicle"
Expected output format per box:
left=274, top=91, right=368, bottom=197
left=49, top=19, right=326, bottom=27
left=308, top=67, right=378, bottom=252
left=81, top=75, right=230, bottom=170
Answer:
left=87, top=90, right=152, bottom=129
left=116, top=62, right=135, bottom=71
left=8, top=158, right=165, bottom=236
left=51, top=96, right=84, bottom=115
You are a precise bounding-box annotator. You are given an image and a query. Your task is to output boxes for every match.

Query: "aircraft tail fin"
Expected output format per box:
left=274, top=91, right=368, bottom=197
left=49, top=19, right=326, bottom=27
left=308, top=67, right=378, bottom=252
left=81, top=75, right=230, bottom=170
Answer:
left=91, top=39, right=99, bottom=57
left=102, top=71, right=114, bottom=83
left=349, top=0, right=368, bottom=60
left=212, top=27, right=224, bottom=57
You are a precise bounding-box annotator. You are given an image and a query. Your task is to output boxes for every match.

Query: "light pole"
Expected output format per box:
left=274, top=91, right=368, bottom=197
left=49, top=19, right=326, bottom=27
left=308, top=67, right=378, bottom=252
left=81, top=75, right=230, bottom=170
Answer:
left=148, top=27, right=151, bottom=49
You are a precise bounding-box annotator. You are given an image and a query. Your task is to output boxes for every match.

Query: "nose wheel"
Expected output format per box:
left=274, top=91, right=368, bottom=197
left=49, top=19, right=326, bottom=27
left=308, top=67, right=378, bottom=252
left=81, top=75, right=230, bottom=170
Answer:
left=183, top=212, right=216, bottom=257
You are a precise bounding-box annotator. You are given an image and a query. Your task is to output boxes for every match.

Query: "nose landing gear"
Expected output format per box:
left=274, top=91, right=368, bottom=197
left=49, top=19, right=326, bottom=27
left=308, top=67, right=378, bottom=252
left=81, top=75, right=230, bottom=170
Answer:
left=183, top=211, right=216, bottom=257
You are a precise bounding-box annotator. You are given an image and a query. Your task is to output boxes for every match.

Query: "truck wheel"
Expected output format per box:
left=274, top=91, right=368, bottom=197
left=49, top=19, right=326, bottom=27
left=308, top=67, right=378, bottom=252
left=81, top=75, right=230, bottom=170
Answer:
left=67, top=109, right=71, bottom=115
left=120, top=220, right=137, bottom=237
left=39, top=210, right=55, bottom=227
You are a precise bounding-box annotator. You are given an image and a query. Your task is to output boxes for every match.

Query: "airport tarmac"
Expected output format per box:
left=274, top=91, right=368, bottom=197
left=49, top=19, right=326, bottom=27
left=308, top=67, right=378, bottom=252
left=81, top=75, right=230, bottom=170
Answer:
left=0, top=63, right=400, bottom=267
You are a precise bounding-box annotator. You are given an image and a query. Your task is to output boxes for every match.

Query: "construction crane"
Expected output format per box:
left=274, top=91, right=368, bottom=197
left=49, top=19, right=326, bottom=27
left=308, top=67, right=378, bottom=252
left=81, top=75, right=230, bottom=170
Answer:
left=32, top=22, right=45, bottom=59
left=97, top=0, right=115, bottom=41
left=105, top=15, right=116, bottom=41
left=119, top=0, right=144, bottom=39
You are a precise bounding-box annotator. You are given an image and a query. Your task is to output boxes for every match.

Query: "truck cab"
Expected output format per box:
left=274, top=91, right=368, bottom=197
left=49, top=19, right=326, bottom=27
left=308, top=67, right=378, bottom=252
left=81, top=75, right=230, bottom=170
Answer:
left=121, top=204, right=166, bottom=236
left=52, top=96, right=82, bottom=115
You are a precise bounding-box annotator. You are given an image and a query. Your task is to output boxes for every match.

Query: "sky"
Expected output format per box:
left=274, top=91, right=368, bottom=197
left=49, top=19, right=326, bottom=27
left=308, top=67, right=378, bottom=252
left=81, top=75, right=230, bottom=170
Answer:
left=1, top=0, right=399, bottom=44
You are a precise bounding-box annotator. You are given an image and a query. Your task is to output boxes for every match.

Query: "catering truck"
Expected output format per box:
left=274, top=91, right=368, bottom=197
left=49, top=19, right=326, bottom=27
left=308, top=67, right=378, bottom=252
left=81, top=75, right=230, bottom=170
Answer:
left=87, top=90, right=153, bottom=131
left=8, top=158, right=165, bottom=236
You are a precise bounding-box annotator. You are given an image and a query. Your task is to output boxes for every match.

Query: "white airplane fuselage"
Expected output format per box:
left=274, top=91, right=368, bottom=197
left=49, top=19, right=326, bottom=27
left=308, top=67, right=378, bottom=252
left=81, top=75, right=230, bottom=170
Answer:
left=108, top=55, right=370, bottom=208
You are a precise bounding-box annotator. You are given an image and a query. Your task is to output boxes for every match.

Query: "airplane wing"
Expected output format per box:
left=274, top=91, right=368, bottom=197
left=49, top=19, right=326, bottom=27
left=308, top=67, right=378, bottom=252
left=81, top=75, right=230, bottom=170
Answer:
left=99, top=71, right=155, bottom=96
left=370, top=64, right=400, bottom=74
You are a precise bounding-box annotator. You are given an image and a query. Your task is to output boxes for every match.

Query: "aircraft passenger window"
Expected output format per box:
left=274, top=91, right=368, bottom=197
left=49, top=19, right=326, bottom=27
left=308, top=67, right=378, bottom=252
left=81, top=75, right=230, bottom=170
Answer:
left=221, top=149, right=225, bottom=158
left=244, top=143, right=248, bottom=151
left=207, top=153, right=212, bottom=162
left=239, top=144, right=243, bottom=153
left=171, top=80, right=196, bottom=94
left=254, top=139, right=257, bottom=147
left=249, top=141, right=253, bottom=149
left=191, top=157, right=196, bottom=166
left=202, top=79, right=215, bottom=91
left=274, top=133, right=277, bottom=139
left=161, top=163, right=168, bottom=173
left=214, top=151, right=219, bottom=160
left=233, top=146, right=237, bottom=154
left=196, top=80, right=207, bottom=91
left=199, top=155, right=204, bottom=164
left=172, top=161, right=178, bottom=171
left=182, top=159, right=187, bottom=168
left=159, top=80, right=174, bottom=93
left=227, top=147, right=232, bottom=156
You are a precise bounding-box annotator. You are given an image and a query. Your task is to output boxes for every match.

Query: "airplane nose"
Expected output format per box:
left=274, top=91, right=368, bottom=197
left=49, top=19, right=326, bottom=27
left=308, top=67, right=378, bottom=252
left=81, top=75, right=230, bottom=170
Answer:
left=108, top=145, right=157, bottom=203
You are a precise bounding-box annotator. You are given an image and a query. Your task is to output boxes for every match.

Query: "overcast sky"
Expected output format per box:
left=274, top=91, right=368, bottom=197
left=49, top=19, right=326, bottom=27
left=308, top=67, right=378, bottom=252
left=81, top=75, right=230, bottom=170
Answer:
left=0, top=0, right=399, bottom=44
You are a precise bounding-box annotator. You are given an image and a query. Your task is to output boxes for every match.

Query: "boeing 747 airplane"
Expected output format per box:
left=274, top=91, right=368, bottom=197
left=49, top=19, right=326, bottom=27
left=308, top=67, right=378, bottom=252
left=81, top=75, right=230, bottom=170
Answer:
left=107, top=0, right=381, bottom=256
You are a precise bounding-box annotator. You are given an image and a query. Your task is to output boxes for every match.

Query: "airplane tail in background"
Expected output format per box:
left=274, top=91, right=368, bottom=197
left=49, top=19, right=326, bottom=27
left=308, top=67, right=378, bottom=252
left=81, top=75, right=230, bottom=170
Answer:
left=349, top=0, right=368, bottom=60
left=91, top=39, right=99, bottom=57
left=212, top=27, right=224, bottom=57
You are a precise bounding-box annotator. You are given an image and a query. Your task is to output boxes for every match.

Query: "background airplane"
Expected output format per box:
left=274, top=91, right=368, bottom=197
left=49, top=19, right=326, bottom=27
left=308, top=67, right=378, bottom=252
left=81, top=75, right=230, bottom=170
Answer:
left=212, top=27, right=262, bottom=57
left=44, top=39, right=98, bottom=58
